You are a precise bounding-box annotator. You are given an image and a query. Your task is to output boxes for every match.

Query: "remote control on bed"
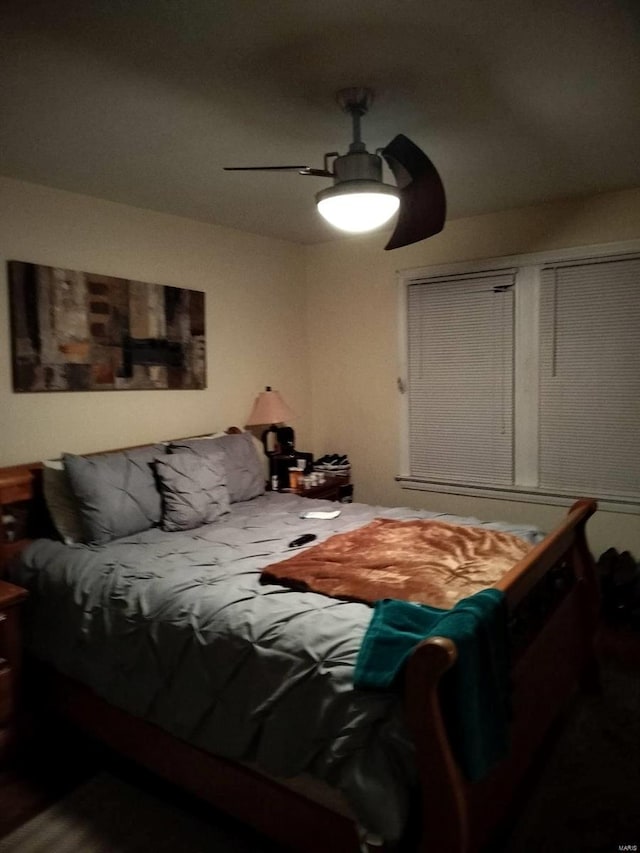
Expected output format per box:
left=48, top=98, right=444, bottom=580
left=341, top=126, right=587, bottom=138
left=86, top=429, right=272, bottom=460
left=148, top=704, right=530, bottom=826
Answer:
left=288, top=533, right=317, bottom=548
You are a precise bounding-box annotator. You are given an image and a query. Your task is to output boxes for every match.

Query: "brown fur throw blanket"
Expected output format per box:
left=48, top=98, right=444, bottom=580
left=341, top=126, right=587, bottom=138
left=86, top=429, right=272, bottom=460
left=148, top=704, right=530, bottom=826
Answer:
left=261, top=518, right=533, bottom=609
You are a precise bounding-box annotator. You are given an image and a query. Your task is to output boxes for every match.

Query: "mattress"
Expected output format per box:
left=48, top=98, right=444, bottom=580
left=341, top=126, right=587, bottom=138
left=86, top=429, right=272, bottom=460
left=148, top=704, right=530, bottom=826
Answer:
left=12, top=492, right=542, bottom=842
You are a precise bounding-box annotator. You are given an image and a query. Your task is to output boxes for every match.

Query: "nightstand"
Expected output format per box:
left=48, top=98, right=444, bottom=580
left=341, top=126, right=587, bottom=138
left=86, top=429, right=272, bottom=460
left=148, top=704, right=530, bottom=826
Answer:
left=0, top=466, right=34, bottom=577
left=0, top=579, right=28, bottom=761
left=297, top=475, right=353, bottom=503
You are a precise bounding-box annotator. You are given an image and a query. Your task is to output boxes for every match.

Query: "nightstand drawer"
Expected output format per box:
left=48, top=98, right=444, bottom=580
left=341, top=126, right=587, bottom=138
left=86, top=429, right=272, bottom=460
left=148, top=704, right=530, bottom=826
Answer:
left=0, top=663, right=12, bottom=724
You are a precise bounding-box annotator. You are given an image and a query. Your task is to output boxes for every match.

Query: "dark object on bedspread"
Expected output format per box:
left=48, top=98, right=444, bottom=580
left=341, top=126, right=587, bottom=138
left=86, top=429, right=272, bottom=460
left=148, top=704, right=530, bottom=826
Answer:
left=261, top=517, right=532, bottom=609
left=354, top=589, right=510, bottom=780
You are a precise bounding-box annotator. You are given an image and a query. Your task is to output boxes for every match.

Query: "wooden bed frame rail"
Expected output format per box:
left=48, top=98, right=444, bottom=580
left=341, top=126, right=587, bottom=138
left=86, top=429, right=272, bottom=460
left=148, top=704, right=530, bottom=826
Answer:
left=0, top=454, right=599, bottom=853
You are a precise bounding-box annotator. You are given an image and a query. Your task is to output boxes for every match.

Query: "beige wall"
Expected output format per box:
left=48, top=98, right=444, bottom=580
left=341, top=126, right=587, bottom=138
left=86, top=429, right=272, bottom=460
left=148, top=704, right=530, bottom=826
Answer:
left=0, top=176, right=309, bottom=464
left=2, top=175, right=639, bottom=558
left=305, top=188, right=640, bottom=558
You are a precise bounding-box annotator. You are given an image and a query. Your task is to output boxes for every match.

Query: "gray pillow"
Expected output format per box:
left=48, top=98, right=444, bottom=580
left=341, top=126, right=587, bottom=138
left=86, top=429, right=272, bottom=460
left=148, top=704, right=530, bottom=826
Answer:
left=169, top=432, right=264, bottom=502
left=155, top=451, right=230, bottom=532
left=63, top=444, right=167, bottom=545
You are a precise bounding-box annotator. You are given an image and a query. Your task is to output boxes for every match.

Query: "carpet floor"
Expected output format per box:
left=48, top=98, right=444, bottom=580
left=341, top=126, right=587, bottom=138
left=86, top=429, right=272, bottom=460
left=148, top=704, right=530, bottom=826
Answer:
left=501, top=657, right=640, bottom=853
left=0, top=770, right=276, bottom=853
left=1, top=656, right=638, bottom=853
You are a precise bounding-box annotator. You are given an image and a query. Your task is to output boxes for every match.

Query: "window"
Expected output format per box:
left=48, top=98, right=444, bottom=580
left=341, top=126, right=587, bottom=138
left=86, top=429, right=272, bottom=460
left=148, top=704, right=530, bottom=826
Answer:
left=399, top=245, right=640, bottom=510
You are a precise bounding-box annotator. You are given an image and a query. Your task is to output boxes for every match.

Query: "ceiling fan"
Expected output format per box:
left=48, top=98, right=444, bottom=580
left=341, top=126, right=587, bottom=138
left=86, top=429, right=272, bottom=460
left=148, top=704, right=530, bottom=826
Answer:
left=224, top=87, right=446, bottom=250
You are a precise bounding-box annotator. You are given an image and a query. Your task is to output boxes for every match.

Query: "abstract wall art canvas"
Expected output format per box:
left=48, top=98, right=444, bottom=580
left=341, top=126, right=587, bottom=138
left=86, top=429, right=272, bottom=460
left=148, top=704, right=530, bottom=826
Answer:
left=8, top=261, right=206, bottom=392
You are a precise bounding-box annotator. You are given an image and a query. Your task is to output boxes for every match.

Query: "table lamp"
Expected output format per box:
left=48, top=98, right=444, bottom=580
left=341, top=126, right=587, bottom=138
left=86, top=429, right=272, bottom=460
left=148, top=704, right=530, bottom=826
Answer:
left=246, top=386, right=296, bottom=456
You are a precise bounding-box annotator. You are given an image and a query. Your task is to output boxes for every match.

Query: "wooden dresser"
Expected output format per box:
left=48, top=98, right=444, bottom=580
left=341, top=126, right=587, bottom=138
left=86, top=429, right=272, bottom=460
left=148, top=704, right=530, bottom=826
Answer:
left=0, top=580, right=27, bottom=760
left=0, top=467, right=31, bottom=761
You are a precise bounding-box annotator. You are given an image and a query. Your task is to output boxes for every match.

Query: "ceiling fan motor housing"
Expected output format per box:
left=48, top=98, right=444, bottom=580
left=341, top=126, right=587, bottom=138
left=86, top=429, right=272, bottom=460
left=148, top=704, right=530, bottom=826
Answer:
left=317, top=149, right=398, bottom=209
left=332, top=151, right=382, bottom=185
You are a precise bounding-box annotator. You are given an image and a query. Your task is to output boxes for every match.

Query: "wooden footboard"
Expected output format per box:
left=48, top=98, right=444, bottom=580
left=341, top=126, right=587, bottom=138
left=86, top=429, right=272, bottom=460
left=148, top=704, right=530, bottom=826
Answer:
left=404, top=499, right=599, bottom=853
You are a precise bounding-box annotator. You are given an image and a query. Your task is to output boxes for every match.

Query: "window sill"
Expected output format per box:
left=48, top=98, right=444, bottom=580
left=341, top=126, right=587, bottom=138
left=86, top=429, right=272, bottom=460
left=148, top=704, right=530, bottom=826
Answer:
left=396, top=478, right=640, bottom=516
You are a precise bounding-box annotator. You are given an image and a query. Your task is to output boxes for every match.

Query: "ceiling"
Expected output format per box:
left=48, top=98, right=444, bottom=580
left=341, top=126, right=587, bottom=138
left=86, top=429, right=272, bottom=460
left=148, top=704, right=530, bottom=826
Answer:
left=2, top=0, right=639, bottom=245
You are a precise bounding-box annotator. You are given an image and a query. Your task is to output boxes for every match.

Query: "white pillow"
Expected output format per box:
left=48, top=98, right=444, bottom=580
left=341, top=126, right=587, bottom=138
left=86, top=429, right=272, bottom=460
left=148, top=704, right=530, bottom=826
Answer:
left=42, top=459, right=85, bottom=544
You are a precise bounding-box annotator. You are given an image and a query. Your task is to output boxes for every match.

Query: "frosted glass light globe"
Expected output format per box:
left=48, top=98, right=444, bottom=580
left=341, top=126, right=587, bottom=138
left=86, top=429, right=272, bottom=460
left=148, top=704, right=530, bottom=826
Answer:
left=316, top=183, right=399, bottom=233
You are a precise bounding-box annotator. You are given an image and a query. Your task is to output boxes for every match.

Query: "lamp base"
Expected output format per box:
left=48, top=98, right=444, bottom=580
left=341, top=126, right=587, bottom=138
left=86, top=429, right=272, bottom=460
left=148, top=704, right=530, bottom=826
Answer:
left=261, top=425, right=279, bottom=456
left=260, top=424, right=295, bottom=458
left=276, top=425, right=295, bottom=455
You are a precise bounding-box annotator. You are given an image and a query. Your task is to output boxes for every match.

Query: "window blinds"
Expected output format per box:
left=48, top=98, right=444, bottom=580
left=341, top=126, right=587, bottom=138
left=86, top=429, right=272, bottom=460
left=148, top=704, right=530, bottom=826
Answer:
left=539, top=256, right=640, bottom=499
left=407, top=272, right=515, bottom=486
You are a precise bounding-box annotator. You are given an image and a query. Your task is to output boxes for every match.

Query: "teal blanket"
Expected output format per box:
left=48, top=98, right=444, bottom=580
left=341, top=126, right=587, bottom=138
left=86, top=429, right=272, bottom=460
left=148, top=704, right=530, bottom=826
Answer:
left=354, top=589, right=510, bottom=780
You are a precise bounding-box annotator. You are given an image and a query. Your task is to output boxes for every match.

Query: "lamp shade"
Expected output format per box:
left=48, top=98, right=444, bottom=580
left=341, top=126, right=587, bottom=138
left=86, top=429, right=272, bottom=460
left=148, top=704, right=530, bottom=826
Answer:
left=316, top=181, right=399, bottom=233
left=246, top=386, right=296, bottom=426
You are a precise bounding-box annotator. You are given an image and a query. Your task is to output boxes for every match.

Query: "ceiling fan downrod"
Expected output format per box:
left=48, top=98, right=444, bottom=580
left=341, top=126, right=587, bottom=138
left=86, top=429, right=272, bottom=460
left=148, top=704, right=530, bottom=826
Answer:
left=336, top=87, right=373, bottom=154
left=330, top=87, right=383, bottom=184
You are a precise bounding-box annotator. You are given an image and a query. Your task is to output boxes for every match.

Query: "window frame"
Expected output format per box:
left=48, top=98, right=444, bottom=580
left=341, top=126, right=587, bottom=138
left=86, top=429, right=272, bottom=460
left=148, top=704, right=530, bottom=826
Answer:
left=397, top=239, right=640, bottom=515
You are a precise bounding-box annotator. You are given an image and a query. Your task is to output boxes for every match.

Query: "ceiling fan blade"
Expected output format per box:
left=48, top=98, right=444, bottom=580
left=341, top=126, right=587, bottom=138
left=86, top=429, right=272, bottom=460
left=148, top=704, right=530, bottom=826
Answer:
left=224, top=166, right=333, bottom=177
left=381, top=134, right=446, bottom=251
left=224, top=165, right=310, bottom=171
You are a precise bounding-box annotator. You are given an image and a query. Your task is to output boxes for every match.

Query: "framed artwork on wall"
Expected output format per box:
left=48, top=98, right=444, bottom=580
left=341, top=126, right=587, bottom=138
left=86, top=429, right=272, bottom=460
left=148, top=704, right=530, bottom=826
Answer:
left=7, top=261, right=206, bottom=392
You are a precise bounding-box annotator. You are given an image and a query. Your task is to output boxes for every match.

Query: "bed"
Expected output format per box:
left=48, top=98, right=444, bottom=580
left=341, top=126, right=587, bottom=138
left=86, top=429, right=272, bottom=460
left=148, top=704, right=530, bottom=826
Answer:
left=0, top=431, right=600, bottom=853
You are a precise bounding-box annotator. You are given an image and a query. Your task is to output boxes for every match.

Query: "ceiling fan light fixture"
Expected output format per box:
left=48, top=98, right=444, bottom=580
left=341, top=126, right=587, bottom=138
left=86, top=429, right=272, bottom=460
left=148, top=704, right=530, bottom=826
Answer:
left=316, top=181, right=399, bottom=233
left=225, top=87, right=446, bottom=248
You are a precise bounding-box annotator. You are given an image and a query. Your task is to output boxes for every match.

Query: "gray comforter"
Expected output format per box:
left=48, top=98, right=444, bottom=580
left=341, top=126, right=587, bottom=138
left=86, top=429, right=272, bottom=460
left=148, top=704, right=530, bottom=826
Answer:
left=13, top=492, right=542, bottom=842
